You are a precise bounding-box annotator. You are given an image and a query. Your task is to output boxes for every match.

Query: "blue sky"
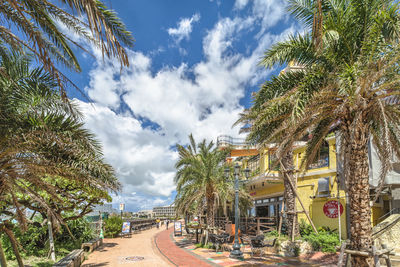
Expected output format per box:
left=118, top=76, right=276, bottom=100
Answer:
left=64, top=0, right=300, bottom=211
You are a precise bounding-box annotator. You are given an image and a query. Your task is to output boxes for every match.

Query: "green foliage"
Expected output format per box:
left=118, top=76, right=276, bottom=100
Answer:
left=1, top=217, right=94, bottom=260
left=299, top=220, right=339, bottom=253
left=264, top=230, right=279, bottom=237
left=104, top=215, right=123, bottom=238
left=194, top=242, right=213, bottom=249
left=55, top=218, right=95, bottom=252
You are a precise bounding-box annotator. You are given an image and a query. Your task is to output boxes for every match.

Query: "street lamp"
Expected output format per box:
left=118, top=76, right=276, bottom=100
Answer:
left=225, top=162, right=250, bottom=259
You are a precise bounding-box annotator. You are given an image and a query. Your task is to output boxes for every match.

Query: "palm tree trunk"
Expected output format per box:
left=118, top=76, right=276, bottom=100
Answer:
left=206, top=195, right=215, bottom=227
left=0, top=239, right=7, bottom=267
left=281, top=150, right=299, bottom=239
left=205, top=185, right=215, bottom=228
left=345, top=125, right=373, bottom=266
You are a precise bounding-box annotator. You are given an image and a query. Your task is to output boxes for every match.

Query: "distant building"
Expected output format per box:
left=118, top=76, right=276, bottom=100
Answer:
left=136, top=210, right=154, bottom=218
left=153, top=206, right=175, bottom=217
left=86, top=204, right=118, bottom=217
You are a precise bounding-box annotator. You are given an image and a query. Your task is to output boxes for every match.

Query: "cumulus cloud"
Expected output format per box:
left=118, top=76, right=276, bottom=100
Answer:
left=74, top=2, right=296, bottom=211
left=234, top=0, right=249, bottom=10
left=167, top=13, right=201, bottom=44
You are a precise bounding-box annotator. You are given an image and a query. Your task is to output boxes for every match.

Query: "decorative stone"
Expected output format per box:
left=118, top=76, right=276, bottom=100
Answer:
left=277, top=240, right=312, bottom=257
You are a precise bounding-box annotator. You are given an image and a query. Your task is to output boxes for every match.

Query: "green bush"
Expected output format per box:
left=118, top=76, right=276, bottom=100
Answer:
left=1, top=216, right=95, bottom=260
left=299, top=220, right=340, bottom=253
left=104, top=215, right=123, bottom=238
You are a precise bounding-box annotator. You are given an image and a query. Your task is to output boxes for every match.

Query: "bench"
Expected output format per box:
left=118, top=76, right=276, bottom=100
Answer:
left=53, top=249, right=84, bottom=267
left=81, top=238, right=103, bottom=252
left=120, top=231, right=132, bottom=238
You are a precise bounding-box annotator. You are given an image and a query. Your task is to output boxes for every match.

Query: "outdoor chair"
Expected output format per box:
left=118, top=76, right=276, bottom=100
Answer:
left=209, top=233, right=230, bottom=252
left=243, top=234, right=276, bottom=257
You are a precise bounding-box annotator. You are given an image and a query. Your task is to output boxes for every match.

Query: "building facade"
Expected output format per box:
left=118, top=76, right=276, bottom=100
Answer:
left=218, top=134, right=400, bottom=239
left=153, top=206, right=175, bottom=217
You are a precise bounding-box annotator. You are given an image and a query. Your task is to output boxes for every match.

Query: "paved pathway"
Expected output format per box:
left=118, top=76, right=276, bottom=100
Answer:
left=155, top=228, right=214, bottom=267
left=82, top=227, right=172, bottom=267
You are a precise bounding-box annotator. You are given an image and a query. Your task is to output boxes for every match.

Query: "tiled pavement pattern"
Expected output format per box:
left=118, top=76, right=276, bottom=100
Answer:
left=155, top=228, right=214, bottom=267
left=156, top=226, right=338, bottom=266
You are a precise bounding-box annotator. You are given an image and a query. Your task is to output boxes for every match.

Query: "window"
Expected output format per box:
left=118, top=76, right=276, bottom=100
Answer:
left=248, top=154, right=260, bottom=176
left=317, top=177, right=330, bottom=197
left=268, top=151, right=280, bottom=171
left=308, top=141, right=330, bottom=169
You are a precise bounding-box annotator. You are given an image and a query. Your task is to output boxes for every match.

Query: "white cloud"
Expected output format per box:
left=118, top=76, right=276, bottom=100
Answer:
left=234, top=0, right=249, bottom=10
left=76, top=3, right=295, bottom=211
left=167, top=13, right=201, bottom=44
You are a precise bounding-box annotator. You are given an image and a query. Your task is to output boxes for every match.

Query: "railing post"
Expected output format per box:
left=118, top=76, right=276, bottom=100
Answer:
left=257, top=218, right=260, bottom=234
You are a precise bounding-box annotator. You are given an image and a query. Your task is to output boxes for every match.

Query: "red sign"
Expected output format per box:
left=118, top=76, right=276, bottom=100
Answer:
left=250, top=192, right=256, bottom=196
left=323, top=200, right=343, bottom=218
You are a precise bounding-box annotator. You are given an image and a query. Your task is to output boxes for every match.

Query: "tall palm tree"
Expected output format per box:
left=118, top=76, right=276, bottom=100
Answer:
left=0, top=0, right=134, bottom=90
left=174, top=135, right=252, bottom=230
left=243, top=0, right=400, bottom=265
left=175, top=135, right=230, bottom=227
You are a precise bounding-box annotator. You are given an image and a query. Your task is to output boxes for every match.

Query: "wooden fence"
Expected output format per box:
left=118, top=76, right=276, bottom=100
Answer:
left=214, top=216, right=277, bottom=235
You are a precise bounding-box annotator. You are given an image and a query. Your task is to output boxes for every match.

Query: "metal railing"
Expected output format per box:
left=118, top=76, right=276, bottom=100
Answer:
left=217, top=135, right=251, bottom=147
left=376, top=207, right=400, bottom=224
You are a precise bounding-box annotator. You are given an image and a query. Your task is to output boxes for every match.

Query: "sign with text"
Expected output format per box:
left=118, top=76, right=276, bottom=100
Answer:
left=323, top=200, right=343, bottom=218
left=174, top=221, right=182, bottom=236
left=122, top=222, right=130, bottom=233
left=119, top=203, right=125, bottom=211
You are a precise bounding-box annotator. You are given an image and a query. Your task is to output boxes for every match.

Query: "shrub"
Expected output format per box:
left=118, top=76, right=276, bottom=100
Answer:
left=299, top=220, right=340, bottom=253
left=104, top=215, right=123, bottom=238
left=0, top=216, right=95, bottom=260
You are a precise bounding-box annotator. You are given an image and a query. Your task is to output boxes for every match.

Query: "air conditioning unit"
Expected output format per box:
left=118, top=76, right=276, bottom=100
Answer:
left=316, top=177, right=330, bottom=197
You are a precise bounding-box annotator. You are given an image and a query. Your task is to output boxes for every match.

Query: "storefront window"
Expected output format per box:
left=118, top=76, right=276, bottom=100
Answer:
left=269, top=205, right=275, bottom=216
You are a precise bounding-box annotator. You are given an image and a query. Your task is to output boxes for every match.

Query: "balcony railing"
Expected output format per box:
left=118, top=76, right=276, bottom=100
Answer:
left=217, top=135, right=249, bottom=147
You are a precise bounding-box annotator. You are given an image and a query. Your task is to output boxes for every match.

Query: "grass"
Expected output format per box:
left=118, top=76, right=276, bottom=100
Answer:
left=7, top=256, right=60, bottom=267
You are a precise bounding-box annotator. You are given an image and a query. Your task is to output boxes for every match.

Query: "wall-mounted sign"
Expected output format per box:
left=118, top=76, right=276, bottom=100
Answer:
left=323, top=200, right=343, bottom=218
left=250, top=192, right=256, bottom=196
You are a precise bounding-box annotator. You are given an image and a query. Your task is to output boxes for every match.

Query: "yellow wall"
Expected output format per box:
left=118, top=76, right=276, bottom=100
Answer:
left=246, top=136, right=387, bottom=239
left=249, top=137, right=348, bottom=239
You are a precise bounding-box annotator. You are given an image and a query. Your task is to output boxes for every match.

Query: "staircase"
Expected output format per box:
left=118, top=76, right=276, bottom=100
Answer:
left=373, top=214, right=400, bottom=266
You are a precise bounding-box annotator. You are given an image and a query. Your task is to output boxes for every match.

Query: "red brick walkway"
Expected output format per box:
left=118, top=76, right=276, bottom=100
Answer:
left=155, top=228, right=213, bottom=267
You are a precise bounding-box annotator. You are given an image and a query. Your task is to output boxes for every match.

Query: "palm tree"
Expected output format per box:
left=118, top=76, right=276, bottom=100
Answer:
left=175, top=135, right=230, bottom=227
left=0, top=50, right=120, bottom=266
left=0, top=0, right=134, bottom=90
left=242, top=0, right=400, bottom=265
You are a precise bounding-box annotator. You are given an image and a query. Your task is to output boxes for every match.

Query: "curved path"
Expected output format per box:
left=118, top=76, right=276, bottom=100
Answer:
left=82, top=227, right=172, bottom=267
left=154, top=228, right=214, bottom=267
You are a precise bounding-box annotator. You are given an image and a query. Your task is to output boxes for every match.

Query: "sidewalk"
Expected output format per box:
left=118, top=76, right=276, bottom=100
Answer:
left=82, top=226, right=171, bottom=267
left=155, top=226, right=337, bottom=267
left=155, top=227, right=215, bottom=267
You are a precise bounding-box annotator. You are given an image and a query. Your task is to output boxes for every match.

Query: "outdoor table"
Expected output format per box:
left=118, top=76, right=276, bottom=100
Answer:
left=187, top=225, right=203, bottom=243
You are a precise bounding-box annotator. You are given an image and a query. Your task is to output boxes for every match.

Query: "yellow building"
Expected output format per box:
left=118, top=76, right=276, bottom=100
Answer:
left=217, top=135, right=391, bottom=240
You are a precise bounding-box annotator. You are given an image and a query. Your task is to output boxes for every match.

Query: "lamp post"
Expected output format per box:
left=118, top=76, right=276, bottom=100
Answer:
left=225, top=162, right=250, bottom=259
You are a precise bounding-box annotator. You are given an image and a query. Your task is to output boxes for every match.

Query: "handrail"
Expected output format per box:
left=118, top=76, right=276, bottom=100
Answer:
left=217, top=135, right=254, bottom=147
left=376, top=207, right=400, bottom=224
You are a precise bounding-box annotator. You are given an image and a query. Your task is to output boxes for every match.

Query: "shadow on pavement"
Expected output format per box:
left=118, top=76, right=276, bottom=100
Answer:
left=82, top=263, right=109, bottom=267
left=97, top=242, right=118, bottom=252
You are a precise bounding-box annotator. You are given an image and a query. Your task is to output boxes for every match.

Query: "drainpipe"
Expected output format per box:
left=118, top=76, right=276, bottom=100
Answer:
left=345, top=191, right=351, bottom=239
left=337, top=178, right=341, bottom=242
